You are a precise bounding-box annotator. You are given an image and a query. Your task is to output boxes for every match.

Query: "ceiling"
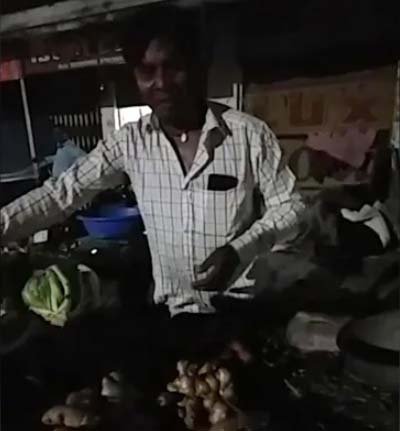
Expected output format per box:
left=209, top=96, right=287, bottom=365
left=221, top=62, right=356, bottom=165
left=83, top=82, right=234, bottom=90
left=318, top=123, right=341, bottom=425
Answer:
left=1, top=0, right=399, bottom=82
left=2, top=0, right=64, bottom=14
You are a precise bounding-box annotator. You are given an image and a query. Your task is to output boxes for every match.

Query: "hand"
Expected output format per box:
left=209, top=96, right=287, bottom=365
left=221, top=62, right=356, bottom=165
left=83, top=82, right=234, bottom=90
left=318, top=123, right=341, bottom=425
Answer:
left=226, top=340, right=254, bottom=364
left=192, top=246, right=240, bottom=292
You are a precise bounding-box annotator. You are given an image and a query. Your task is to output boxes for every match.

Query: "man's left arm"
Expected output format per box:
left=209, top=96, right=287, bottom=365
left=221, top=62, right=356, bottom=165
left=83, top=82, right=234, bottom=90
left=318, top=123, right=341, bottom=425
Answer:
left=193, top=125, right=305, bottom=291
left=230, top=126, right=306, bottom=266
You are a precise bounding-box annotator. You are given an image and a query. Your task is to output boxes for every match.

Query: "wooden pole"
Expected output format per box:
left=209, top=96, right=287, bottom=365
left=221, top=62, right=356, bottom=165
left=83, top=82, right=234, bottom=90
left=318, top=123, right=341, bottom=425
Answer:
left=19, top=77, right=40, bottom=183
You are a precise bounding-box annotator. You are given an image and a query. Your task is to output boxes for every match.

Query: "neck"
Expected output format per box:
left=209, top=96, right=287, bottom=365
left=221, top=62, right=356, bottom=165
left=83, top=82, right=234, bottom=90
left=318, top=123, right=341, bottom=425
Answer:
left=162, top=100, right=207, bottom=133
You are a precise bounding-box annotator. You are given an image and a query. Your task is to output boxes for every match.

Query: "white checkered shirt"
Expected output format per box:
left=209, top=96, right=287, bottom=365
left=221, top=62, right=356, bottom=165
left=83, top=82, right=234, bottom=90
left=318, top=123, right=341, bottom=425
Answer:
left=1, top=103, right=305, bottom=315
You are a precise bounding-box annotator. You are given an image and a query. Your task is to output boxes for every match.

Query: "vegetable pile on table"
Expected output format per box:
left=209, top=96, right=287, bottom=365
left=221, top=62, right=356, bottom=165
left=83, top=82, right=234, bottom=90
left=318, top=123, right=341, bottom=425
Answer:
left=160, top=360, right=238, bottom=429
left=41, top=388, right=101, bottom=429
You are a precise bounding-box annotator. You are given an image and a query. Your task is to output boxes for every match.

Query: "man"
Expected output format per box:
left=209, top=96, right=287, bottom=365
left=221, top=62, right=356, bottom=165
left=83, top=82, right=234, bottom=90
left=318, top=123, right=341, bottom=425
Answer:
left=0, top=6, right=304, bottom=375
left=52, top=128, right=86, bottom=179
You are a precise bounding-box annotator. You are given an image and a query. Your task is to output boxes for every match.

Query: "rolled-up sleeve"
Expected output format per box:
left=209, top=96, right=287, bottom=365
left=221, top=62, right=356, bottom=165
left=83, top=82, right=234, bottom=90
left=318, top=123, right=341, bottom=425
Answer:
left=230, top=125, right=306, bottom=265
left=0, top=129, right=128, bottom=244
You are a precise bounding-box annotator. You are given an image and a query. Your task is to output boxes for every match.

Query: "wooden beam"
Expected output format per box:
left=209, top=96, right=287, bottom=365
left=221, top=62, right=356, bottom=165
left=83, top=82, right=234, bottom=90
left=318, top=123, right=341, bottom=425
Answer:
left=1, top=0, right=167, bottom=36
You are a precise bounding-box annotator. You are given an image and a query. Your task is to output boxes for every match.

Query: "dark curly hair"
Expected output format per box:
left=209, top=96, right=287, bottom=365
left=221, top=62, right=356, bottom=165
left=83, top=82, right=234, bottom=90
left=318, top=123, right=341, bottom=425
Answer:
left=119, top=5, right=206, bottom=69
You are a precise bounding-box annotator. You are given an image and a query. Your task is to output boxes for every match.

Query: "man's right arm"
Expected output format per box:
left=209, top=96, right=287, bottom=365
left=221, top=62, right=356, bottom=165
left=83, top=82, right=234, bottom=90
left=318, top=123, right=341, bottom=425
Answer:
left=0, top=128, right=129, bottom=244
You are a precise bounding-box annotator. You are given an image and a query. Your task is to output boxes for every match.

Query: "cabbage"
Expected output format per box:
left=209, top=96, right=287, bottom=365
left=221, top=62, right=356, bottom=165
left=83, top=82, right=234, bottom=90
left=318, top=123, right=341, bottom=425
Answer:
left=22, top=265, right=72, bottom=327
left=22, top=263, right=107, bottom=327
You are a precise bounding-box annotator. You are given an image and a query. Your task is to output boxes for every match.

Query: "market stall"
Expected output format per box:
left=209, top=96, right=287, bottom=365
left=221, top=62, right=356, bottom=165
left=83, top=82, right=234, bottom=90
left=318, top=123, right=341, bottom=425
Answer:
left=1, top=2, right=399, bottom=431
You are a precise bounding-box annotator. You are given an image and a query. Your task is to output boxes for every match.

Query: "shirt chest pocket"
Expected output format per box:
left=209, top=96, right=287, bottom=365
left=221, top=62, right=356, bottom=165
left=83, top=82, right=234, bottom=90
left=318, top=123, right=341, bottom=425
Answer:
left=192, top=181, right=247, bottom=239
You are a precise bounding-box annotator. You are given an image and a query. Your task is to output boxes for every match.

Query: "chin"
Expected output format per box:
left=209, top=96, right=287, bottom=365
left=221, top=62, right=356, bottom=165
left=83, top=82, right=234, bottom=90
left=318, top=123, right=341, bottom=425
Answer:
left=153, top=104, right=175, bottom=121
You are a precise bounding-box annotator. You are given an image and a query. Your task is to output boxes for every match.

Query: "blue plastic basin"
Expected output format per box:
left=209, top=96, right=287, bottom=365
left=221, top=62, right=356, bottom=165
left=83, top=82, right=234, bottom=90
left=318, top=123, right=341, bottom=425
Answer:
left=78, top=205, right=143, bottom=239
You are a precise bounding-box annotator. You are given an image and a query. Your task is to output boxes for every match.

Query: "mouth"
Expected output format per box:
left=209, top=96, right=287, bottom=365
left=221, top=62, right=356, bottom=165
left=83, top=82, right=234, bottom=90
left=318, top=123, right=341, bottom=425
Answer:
left=153, top=90, right=169, bottom=98
left=152, top=92, right=174, bottom=105
left=155, top=98, right=172, bottom=105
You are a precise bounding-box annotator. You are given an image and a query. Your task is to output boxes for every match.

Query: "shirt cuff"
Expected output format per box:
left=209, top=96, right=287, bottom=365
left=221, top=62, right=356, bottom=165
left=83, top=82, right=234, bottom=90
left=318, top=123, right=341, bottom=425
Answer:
left=229, top=232, right=260, bottom=267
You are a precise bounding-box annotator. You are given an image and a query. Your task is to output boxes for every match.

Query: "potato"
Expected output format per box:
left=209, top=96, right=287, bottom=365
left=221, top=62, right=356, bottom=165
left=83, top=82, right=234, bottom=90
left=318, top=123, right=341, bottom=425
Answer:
left=187, top=363, right=199, bottom=376
left=66, top=388, right=97, bottom=408
left=167, top=382, right=179, bottom=392
left=219, top=383, right=235, bottom=402
left=209, top=401, right=229, bottom=425
left=183, top=397, right=207, bottom=430
left=177, top=398, right=186, bottom=408
left=101, top=371, right=123, bottom=400
left=209, top=417, right=243, bottom=431
left=198, top=362, right=213, bottom=375
left=203, top=393, right=218, bottom=411
left=177, top=360, right=189, bottom=376
left=177, top=376, right=195, bottom=397
left=157, top=392, right=182, bottom=407
left=205, top=374, right=219, bottom=392
left=195, top=378, right=210, bottom=397
left=216, top=368, right=231, bottom=389
left=184, top=414, right=196, bottom=430
left=182, top=397, right=197, bottom=429
left=42, top=405, right=100, bottom=428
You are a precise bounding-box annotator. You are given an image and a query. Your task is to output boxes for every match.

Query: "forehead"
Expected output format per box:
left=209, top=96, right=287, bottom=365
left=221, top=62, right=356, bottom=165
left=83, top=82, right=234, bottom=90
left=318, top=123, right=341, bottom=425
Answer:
left=141, top=38, right=182, bottom=64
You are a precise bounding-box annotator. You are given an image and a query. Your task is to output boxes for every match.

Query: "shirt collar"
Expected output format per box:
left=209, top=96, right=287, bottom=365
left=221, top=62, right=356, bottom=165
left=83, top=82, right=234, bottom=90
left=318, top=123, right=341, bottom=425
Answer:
left=203, top=101, right=232, bottom=138
left=141, top=101, right=232, bottom=141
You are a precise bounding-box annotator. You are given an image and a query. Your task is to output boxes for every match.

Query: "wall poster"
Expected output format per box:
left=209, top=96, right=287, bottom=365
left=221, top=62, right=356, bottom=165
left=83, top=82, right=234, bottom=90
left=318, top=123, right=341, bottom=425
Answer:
left=245, top=67, right=397, bottom=193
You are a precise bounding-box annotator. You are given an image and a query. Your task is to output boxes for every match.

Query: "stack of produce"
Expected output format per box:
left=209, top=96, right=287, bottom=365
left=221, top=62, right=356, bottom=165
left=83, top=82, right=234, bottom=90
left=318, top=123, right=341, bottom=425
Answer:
left=41, top=388, right=101, bottom=429
left=163, top=360, right=237, bottom=429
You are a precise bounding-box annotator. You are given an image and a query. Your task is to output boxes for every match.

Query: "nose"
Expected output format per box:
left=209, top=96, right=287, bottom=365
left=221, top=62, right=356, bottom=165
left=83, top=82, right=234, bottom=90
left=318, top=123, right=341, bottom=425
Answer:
left=153, top=67, right=168, bottom=89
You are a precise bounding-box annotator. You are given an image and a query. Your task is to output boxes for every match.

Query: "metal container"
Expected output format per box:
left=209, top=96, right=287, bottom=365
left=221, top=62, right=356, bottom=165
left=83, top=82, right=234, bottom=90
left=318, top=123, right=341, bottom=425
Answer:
left=337, top=310, right=399, bottom=392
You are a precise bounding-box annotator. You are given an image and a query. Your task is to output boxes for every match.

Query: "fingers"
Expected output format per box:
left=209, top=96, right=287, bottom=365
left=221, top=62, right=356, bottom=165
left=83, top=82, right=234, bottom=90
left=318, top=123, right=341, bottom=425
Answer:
left=192, top=246, right=239, bottom=292
left=192, top=266, right=219, bottom=290
left=196, top=252, right=217, bottom=274
left=193, top=250, right=220, bottom=291
left=229, top=340, right=254, bottom=364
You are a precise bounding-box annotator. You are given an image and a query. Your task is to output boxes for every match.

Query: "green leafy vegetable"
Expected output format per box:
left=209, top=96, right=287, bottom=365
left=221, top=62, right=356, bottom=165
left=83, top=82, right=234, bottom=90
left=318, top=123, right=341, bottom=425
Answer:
left=22, top=265, right=72, bottom=327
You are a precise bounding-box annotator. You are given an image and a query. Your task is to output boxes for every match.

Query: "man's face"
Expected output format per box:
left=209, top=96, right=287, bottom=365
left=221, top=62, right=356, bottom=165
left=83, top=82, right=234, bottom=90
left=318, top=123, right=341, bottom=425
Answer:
left=133, top=38, right=193, bottom=121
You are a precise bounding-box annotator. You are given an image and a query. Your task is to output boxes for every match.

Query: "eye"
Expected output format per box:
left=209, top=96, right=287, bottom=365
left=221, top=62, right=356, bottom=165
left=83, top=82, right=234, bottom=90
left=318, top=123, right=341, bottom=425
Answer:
left=164, top=59, right=185, bottom=73
left=136, top=64, right=155, bottom=78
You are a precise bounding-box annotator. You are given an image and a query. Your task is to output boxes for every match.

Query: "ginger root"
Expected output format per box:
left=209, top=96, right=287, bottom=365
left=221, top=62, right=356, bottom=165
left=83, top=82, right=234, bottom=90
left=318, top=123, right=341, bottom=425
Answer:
left=165, top=360, right=236, bottom=427
left=42, top=405, right=100, bottom=428
left=209, top=400, right=229, bottom=425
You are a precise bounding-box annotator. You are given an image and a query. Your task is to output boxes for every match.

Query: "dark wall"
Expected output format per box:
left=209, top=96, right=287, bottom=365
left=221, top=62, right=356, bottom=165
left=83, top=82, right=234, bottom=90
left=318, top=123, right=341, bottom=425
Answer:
left=0, top=68, right=103, bottom=204
left=25, top=68, right=101, bottom=114
left=101, top=66, right=142, bottom=108
left=0, top=80, right=54, bottom=175
left=236, top=0, right=400, bottom=83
